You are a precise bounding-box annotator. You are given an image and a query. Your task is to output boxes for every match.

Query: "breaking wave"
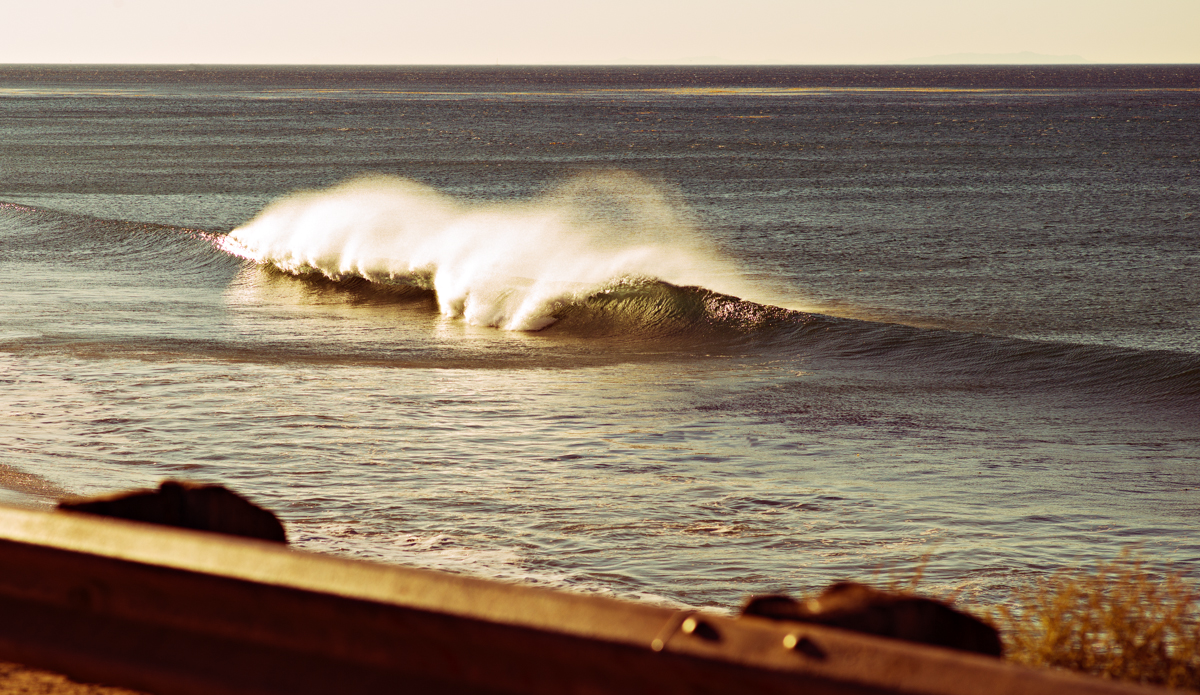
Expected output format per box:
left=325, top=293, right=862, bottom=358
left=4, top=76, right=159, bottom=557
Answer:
left=221, top=173, right=771, bottom=332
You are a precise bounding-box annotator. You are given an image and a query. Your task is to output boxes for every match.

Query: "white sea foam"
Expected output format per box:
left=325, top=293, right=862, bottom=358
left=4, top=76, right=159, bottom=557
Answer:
left=292, top=524, right=691, bottom=609
left=221, top=173, right=752, bottom=331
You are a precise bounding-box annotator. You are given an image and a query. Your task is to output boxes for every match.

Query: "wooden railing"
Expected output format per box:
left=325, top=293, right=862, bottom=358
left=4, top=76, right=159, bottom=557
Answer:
left=0, top=505, right=1162, bottom=694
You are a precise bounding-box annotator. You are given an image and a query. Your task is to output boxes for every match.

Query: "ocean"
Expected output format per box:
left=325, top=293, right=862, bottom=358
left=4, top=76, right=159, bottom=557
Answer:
left=0, top=65, right=1197, bottom=610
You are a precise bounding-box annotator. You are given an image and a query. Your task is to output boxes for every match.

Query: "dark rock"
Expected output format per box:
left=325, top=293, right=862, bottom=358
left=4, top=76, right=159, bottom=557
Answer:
left=58, top=480, right=287, bottom=544
left=742, top=581, right=1003, bottom=657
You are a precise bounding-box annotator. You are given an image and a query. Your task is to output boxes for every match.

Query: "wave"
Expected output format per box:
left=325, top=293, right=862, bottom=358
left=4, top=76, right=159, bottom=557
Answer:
left=217, top=179, right=1200, bottom=407
left=220, top=173, right=771, bottom=332
left=544, top=278, right=817, bottom=340
left=1, top=200, right=236, bottom=279
left=7, top=194, right=1196, bottom=409
left=228, top=262, right=1200, bottom=407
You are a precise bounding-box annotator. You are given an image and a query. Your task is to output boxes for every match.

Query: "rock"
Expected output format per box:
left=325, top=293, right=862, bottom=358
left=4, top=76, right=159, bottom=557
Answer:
left=57, top=480, right=287, bottom=544
left=742, top=581, right=1003, bottom=657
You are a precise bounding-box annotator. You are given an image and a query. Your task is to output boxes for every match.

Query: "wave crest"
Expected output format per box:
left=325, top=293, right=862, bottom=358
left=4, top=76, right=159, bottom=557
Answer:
left=221, top=173, right=755, bottom=331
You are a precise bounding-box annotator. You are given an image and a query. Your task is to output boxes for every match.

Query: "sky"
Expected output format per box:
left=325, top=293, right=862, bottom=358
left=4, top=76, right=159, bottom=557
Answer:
left=2, top=0, right=1197, bottom=65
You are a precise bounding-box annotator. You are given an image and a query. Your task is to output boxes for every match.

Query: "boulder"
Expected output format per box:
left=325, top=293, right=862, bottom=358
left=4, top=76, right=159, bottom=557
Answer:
left=58, top=480, right=287, bottom=544
left=742, top=581, right=1002, bottom=657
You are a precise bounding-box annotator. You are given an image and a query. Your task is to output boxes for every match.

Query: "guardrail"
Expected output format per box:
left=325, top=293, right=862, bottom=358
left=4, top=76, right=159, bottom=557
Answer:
left=0, top=505, right=1163, bottom=694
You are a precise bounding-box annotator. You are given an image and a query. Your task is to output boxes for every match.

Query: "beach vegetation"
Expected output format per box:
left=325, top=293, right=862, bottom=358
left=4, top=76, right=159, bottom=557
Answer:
left=991, top=553, right=1200, bottom=690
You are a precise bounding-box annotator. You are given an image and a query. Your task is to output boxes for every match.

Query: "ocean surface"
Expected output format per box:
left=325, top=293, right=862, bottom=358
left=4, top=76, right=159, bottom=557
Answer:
left=1, top=65, right=1197, bottom=610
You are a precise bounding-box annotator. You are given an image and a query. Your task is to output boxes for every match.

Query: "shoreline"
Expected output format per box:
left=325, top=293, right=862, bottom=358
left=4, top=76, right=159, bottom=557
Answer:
left=0, top=465, right=62, bottom=510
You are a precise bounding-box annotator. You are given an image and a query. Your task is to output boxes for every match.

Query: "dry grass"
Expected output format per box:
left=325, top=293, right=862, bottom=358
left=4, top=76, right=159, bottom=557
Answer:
left=992, top=554, right=1200, bottom=690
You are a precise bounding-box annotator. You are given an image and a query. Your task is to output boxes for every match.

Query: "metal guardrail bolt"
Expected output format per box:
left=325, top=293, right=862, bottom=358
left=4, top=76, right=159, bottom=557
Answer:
left=681, top=617, right=721, bottom=642
left=783, top=633, right=828, bottom=660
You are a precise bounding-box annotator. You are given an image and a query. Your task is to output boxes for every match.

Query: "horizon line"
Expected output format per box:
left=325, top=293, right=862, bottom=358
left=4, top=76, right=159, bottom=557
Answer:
left=3, top=61, right=1199, bottom=67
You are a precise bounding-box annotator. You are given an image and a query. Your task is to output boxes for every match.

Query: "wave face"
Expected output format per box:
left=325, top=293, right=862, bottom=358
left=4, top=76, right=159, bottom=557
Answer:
left=222, top=174, right=762, bottom=332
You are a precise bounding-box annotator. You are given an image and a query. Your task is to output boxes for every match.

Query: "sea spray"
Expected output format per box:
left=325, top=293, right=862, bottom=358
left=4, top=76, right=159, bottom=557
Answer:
left=221, top=173, right=754, bottom=331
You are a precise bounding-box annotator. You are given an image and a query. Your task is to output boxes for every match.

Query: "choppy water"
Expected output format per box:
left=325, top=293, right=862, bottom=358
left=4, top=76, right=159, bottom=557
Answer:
left=1, top=66, right=1198, bottom=609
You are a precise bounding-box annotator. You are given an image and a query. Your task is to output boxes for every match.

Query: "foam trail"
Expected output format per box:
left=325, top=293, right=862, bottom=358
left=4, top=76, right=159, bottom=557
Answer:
left=221, top=173, right=754, bottom=331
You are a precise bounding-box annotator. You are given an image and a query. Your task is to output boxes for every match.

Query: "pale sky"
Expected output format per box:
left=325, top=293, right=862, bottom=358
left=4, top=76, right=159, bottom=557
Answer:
left=2, top=0, right=1197, bottom=65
